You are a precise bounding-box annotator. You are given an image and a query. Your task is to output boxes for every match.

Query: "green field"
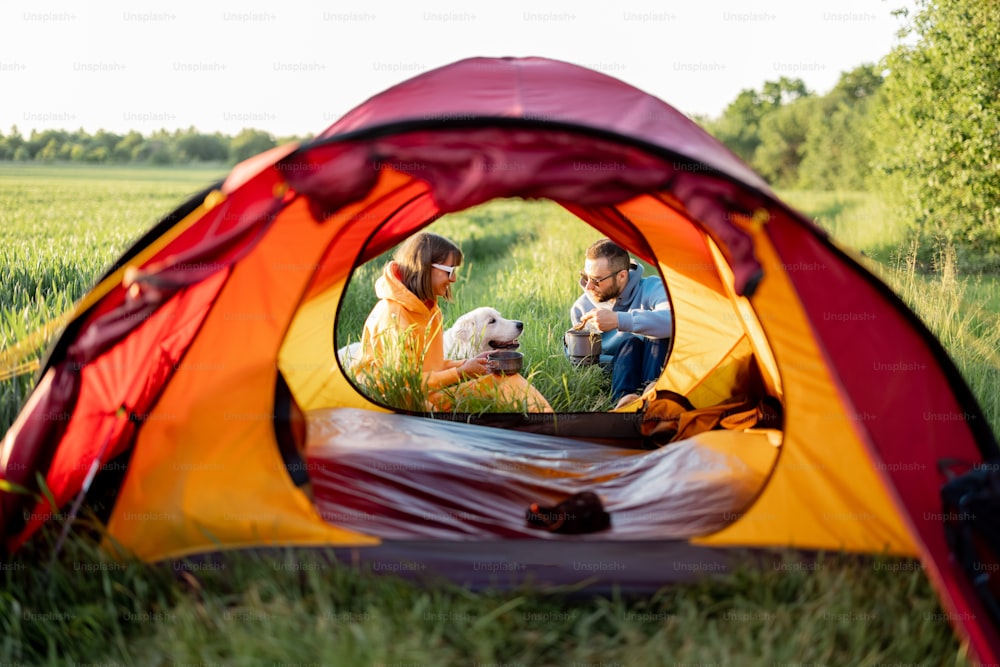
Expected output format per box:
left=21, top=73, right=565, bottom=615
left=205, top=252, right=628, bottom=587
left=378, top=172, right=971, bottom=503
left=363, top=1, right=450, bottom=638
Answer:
left=3, top=165, right=996, bottom=665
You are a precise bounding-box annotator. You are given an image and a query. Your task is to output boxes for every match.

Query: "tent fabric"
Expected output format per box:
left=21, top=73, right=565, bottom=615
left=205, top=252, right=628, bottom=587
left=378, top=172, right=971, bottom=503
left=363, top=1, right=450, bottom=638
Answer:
left=10, top=270, right=230, bottom=548
left=280, top=127, right=768, bottom=295
left=317, top=57, right=772, bottom=195
left=1, top=55, right=998, bottom=664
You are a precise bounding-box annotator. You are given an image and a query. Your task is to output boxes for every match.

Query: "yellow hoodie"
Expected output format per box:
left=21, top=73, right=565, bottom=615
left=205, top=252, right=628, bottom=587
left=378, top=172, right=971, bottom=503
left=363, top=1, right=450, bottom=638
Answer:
left=358, top=261, right=552, bottom=413
left=359, top=261, right=464, bottom=391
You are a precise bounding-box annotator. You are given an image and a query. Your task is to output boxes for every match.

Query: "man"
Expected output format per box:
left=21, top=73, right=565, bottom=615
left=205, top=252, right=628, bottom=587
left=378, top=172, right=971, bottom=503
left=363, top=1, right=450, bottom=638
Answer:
left=570, top=238, right=672, bottom=408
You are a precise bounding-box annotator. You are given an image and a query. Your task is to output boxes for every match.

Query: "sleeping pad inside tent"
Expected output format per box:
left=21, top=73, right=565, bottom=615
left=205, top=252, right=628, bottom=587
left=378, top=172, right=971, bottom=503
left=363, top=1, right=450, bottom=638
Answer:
left=2, top=56, right=999, bottom=665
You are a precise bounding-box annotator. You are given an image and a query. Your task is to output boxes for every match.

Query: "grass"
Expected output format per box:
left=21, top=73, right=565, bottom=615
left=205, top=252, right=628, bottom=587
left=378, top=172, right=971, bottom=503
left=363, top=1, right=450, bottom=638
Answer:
left=2, top=165, right=996, bottom=665
left=964, top=275, right=1000, bottom=316
left=880, top=245, right=1000, bottom=428
left=1, top=532, right=966, bottom=666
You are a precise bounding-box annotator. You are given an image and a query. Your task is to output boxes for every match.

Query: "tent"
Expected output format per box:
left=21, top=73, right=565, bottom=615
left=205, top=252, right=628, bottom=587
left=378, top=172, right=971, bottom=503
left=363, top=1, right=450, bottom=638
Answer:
left=1, top=56, right=998, bottom=662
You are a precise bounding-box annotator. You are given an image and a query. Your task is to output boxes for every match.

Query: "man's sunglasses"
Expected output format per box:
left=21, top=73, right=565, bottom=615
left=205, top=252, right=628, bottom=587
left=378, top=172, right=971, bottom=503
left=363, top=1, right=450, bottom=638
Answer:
left=579, top=271, right=617, bottom=288
left=432, top=263, right=460, bottom=280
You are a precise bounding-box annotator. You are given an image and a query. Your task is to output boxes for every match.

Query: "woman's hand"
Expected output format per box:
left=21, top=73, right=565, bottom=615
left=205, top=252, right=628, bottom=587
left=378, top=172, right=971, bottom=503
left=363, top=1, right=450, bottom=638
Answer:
left=458, top=351, right=492, bottom=380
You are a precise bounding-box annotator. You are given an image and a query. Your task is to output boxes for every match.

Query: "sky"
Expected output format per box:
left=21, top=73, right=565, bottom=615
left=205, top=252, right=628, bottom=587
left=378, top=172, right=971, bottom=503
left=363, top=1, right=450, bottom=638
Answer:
left=0, top=0, right=913, bottom=138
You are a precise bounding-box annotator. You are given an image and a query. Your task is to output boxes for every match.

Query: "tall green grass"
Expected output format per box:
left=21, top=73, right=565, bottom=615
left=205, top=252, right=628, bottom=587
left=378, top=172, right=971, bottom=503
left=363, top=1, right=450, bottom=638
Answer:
left=1, top=530, right=968, bottom=666
left=876, top=246, right=1000, bottom=428
left=2, top=167, right=993, bottom=665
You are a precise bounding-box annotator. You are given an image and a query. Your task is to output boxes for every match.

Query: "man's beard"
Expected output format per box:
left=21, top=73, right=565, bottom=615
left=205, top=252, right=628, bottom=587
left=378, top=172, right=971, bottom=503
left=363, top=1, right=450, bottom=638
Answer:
left=590, top=283, right=622, bottom=303
left=591, top=291, right=613, bottom=303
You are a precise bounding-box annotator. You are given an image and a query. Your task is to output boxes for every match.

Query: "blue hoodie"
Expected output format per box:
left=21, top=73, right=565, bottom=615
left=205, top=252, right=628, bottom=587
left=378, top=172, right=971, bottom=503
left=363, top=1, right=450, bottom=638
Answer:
left=569, top=263, right=673, bottom=363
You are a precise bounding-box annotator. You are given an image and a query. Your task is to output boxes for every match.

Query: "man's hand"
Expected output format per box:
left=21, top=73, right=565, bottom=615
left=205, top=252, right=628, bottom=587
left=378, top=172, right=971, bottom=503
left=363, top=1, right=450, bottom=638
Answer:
left=581, top=309, right=619, bottom=332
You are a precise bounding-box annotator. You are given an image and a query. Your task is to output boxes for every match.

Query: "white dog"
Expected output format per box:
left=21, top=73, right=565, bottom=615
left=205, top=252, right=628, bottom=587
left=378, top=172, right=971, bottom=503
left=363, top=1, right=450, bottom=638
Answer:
left=443, top=306, right=523, bottom=360
left=338, top=306, right=523, bottom=368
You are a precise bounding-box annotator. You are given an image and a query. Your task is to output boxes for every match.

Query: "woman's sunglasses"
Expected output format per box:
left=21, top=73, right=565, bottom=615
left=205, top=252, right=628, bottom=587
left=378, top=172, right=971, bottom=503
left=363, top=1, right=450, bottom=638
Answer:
left=432, top=263, right=460, bottom=280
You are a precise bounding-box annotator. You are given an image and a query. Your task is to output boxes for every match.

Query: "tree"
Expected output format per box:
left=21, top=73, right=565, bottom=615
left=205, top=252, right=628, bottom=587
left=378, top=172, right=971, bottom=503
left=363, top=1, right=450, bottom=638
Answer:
left=27, top=129, right=69, bottom=161
left=92, top=129, right=122, bottom=153
left=707, top=77, right=811, bottom=166
left=146, top=129, right=177, bottom=165
left=83, top=146, right=109, bottom=163
left=113, top=131, right=144, bottom=163
left=709, top=89, right=767, bottom=163
left=0, top=126, right=25, bottom=161
left=37, top=138, right=60, bottom=162
left=872, top=0, right=1000, bottom=269
left=798, top=65, right=884, bottom=190
left=177, top=127, right=229, bottom=162
left=761, top=77, right=810, bottom=106
left=229, top=129, right=276, bottom=163
left=830, top=64, right=883, bottom=104
left=753, top=96, right=821, bottom=188
left=0, top=129, right=11, bottom=160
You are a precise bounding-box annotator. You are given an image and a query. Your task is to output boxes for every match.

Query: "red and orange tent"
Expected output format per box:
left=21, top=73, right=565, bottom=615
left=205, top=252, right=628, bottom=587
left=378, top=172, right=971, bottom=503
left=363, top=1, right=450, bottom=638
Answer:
left=1, top=57, right=997, bottom=663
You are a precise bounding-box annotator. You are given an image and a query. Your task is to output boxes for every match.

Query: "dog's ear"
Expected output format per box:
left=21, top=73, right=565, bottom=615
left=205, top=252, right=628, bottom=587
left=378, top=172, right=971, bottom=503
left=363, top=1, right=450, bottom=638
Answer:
left=450, top=316, right=475, bottom=342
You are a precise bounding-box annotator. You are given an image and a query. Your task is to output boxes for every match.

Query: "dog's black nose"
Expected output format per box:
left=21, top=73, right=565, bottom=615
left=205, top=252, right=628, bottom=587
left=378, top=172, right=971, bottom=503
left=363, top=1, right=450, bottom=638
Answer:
left=514, top=321, right=524, bottom=331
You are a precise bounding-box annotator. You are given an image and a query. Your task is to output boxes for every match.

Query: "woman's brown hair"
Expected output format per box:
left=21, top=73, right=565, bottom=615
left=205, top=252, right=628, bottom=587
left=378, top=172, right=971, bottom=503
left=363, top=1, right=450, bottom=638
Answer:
left=394, top=232, right=463, bottom=302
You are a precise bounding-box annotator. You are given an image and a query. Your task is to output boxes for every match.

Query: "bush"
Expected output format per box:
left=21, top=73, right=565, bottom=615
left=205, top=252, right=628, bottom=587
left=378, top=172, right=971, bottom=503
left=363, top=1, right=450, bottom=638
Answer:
left=872, top=0, right=1000, bottom=270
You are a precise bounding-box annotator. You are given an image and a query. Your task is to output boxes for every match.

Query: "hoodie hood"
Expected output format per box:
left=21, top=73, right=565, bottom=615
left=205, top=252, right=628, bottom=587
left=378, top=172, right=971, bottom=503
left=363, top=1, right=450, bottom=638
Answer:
left=613, top=262, right=644, bottom=309
left=375, top=261, right=434, bottom=319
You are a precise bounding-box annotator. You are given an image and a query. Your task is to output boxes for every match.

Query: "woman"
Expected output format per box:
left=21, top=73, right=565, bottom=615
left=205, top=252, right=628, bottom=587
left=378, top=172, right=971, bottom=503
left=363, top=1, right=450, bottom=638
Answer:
left=355, top=232, right=552, bottom=413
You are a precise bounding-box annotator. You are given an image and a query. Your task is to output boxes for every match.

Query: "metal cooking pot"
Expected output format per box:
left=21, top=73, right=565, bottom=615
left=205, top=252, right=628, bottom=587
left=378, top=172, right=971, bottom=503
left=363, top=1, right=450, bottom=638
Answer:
left=564, top=328, right=602, bottom=365
left=487, top=350, right=523, bottom=375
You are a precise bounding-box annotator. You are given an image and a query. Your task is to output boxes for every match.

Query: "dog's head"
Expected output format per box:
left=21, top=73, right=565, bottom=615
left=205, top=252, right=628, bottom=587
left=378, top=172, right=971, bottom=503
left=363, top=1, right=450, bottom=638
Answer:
left=449, top=307, right=523, bottom=356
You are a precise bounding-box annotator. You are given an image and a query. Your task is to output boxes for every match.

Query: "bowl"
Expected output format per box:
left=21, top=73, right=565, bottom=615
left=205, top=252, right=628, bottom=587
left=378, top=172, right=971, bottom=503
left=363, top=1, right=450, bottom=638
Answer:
left=487, top=350, right=523, bottom=375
